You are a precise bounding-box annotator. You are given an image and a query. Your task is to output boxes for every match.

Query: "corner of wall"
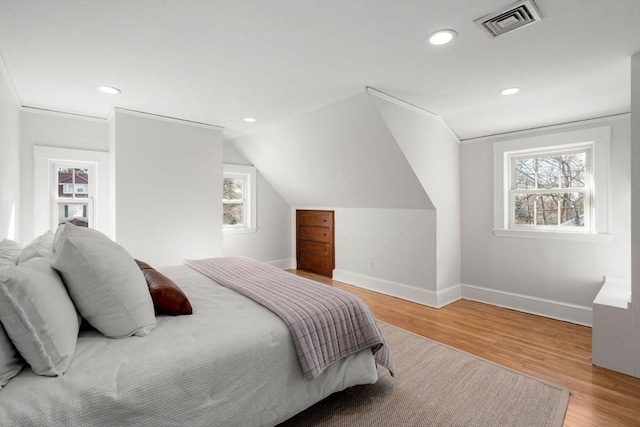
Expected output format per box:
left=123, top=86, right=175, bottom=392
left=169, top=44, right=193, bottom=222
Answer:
left=332, top=270, right=461, bottom=309
left=0, top=64, right=22, bottom=241
left=108, top=112, right=117, bottom=240
left=0, top=52, right=22, bottom=108
left=630, top=50, right=640, bottom=378
left=437, top=284, right=462, bottom=308
left=266, top=258, right=295, bottom=269
left=333, top=269, right=441, bottom=307
left=367, top=88, right=462, bottom=292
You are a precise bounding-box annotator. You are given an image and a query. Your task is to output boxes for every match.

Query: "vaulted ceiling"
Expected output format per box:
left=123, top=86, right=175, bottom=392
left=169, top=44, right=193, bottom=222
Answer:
left=1, top=0, right=638, bottom=140
left=230, top=91, right=436, bottom=209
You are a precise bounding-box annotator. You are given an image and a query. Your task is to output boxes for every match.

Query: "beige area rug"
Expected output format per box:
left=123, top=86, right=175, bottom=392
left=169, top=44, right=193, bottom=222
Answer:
left=279, top=322, right=569, bottom=427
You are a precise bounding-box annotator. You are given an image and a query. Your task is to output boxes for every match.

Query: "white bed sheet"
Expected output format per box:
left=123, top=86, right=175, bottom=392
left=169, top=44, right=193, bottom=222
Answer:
left=0, top=265, right=378, bottom=427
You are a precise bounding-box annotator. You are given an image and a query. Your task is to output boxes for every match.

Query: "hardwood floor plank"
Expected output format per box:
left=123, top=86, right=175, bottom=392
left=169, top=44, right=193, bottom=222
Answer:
left=288, top=270, right=640, bottom=427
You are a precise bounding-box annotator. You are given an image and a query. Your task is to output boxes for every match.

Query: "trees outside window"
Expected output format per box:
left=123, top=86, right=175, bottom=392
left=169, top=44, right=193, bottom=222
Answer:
left=511, top=150, right=588, bottom=229
left=493, top=125, right=610, bottom=242
left=222, top=164, right=257, bottom=233
left=223, top=175, right=245, bottom=226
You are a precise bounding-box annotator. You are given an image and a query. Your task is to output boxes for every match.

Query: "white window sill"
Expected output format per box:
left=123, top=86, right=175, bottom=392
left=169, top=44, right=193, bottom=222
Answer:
left=493, top=228, right=612, bottom=243
left=223, top=227, right=257, bottom=235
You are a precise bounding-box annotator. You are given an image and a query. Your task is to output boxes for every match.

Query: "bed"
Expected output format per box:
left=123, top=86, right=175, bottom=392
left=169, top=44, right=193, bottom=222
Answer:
left=0, top=227, right=390, bottom=426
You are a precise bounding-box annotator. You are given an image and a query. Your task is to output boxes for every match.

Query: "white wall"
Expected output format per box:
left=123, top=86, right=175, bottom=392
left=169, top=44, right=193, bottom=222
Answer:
left=231, top=91, right=445, bottom=304
left=333, top=208, right=439, bottom=305
left=19, top=109, right=109, bottom=244
left=230, top=92, right=433, bottom=209
left=460, top=117, right=631, bottom=326
left=222, top=141, right=292, bottom=266
left=113, top=109, right=223, bottom=267
left=369, top=91, right=461, bottom=297
left=229, top=90, right=465, bottom=306
left=0, top=69, right=20, bottom=241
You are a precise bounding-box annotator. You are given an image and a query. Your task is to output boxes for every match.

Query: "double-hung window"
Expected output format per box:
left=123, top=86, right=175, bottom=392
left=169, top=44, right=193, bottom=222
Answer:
left=33, top=146, right=110, bottom=238
left=510, top=147, right=590, bottom=231
left=494, top=125, right=611, bottom=242
left=53, top=164, right=93, bottom=228
left=222, top=164, right=257, bottom=233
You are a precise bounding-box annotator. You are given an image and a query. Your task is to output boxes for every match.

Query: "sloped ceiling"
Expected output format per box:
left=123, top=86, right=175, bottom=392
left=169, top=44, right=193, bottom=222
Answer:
left=230, top=92, right=434, bottom=209
left=0, top=1, right=638, bottom=140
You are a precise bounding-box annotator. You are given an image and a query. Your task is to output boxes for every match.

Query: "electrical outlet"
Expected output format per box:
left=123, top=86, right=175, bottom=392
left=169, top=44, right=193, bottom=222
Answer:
left=367, top=261, right=374, bottom=270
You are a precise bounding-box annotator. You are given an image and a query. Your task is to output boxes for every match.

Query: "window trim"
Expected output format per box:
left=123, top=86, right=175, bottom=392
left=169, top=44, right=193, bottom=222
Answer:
left=34, top=146, right=111, bottom=238
left=222, top=164, right=257, bottom=234
left=493, top=125, right=611, bottom=243
left=51, top=163, right=96, bottom=229
left=507, top=145, right=592, bottom=233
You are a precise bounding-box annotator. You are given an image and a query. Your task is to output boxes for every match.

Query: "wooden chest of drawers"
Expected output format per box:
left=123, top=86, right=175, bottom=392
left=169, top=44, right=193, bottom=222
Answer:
left=296, top=210, right=334, bottom=277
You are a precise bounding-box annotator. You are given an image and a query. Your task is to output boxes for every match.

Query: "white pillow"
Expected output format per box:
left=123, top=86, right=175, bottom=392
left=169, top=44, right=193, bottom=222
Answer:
left=18, top=231, right=54, bottom=264
left=52, top=236, right=156, bottom=338
left=53, top=222, right=109, bottom=253
left=0, top=257, right=79, bottom=377
left=0, top=322, right=24, bottom=389
left=0, top=238, right=23, bottom=265
left=53, top=223, right=65, bottom=252
left=0, top=258, right=14, bottom=271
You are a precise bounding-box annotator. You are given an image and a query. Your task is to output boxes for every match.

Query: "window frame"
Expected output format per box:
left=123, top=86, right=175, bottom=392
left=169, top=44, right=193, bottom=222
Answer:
left=222, top=164, right=257, bottom=234
left=52, top=198, right=94, bottom=229
left=493, top=125, right=611, bottom=243
left=33, top=146, right=111, bottom=238
left=51, top=162, right=95, bottom=229
left=507, top=145, right=592, bottom=233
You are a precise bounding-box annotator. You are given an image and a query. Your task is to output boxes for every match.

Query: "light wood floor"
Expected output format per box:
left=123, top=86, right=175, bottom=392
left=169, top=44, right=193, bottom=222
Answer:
left=289, top=270, right=640, bottom=427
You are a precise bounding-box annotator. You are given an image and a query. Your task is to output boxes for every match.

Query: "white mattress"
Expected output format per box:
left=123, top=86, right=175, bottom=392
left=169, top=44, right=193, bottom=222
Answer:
left=0, top=265, right=378, bottom=426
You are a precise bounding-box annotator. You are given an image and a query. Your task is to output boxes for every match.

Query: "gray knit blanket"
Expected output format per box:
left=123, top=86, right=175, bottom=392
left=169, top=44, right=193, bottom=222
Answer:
left=184, top=257, right=395, bottom=380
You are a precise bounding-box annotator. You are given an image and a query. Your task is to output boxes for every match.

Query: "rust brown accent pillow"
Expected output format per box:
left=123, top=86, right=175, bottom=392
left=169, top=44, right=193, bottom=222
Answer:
left=135, top=260, right=193, bottom=315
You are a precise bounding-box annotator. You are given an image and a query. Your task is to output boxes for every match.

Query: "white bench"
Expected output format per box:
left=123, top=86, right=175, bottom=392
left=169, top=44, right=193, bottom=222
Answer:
left=592, top=277, right=634, bottom=376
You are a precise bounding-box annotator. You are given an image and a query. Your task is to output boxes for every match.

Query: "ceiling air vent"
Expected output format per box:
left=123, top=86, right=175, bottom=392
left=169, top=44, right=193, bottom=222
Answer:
left=474, top=0, right=543, bottom=38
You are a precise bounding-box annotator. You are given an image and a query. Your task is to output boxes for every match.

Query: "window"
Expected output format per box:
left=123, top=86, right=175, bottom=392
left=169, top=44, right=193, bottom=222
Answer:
left=223, top=175, right=246, bottom=227
left=493, top=125, right=611, bottom=242
left=53, top=164, right=94, bottom=228
left=510, top=148, right=590, bottom=231
left=34, top=146, right=111, bottom=238
left=223, top=164, right=257, bottom=233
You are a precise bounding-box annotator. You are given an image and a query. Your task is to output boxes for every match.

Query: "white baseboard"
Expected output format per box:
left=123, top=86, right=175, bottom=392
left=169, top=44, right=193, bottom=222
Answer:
left=267, top=258, right=295, bottom=269
left=437, top=283, right=463, bottom=307
left=333, top=269, right=461, bottom=308
left=461, top=284, right=593, bottom=327
left=331, top=270, right=592, bottom=326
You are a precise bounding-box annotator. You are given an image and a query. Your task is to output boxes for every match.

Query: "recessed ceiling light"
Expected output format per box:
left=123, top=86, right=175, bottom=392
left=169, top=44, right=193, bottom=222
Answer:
left=427, top=29, right=457, bottom=46
left=99, top=86, right=121, bottom=95
left=500, top=87, right=520, bottom=95
left=243, top=117, right=257, bottom=123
